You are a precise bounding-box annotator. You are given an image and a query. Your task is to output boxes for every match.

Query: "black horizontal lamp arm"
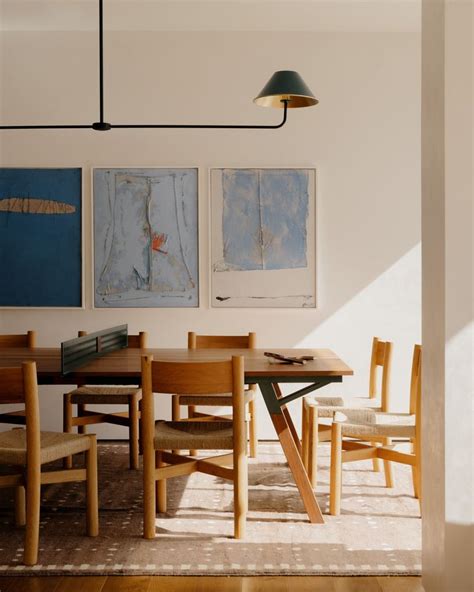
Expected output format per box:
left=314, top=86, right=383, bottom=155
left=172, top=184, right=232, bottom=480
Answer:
left=0, top=101, right=288, bottom=131
left=0, top=125, right=92, bottom=130
left=111, top=101, right=288, bottom=130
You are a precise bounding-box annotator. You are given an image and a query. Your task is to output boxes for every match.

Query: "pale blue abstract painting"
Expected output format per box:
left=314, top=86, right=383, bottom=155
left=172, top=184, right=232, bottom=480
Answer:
left=211, top=167, right=316, bottom=308
left=221, top=169, right=309, bottom=271
left=94, top=168, right=198, bottom=308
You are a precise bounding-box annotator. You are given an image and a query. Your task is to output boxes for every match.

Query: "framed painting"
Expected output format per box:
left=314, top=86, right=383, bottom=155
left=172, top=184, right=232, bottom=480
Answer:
left=0, top=167, right=82, bottom=308
left=210, top=167, right=316, bottom=308
left=93, top=167, right=199, bottom=308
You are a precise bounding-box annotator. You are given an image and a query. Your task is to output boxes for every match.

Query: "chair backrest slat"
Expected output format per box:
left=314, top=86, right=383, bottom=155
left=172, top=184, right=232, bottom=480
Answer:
left=368, top=337, right=393, bottom=411
left=188, top=332, right=256, bottom=350
left=127, top=332, right=148, bottom=349
left=0, top=367, right=25, bottom=403
left=0, top=362, right=40, bottom=444
left=0, top=331, right=36, bottom=348
left=150, top=359, right=234, bottom=395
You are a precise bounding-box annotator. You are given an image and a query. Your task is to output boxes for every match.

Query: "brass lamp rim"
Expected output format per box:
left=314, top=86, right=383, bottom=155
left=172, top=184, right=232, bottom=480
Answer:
left=253, top=94, right=319, bottom=108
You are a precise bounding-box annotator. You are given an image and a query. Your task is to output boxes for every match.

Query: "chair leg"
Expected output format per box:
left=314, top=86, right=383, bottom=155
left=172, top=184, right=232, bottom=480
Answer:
left=155, top=451, right=167, bottom=514
left=329, top=422, right=342, bottom=516
left=233, top=449, right=248, bottom=539
left=78, top=404, right=87, bottom=434
left=248, top=398, right=258, bottom=459
left=14, top=486, right=26, bottom=527
left=412, top=465, right=420, bottom=499
left=301, top=399, right=309, bottom=471
left=413, top=436, right=422, bottom=514
left=171, top=395, right=180, bottom=455
left=138, top=398, right=143, bottom=456
left=307, top=404, right=318, bottom=489
left=129, top=394, right=140, bottom=470
left=383, top=437, right=394, bottom=488
left=86, top=436, right=99, bottom=537
left=24, top=460, right=41, bottom=565
left=188, top=405, right=197, bottom=457
left=372, top=443, right=381, bottom=472
left=63, top=393, right=74, bottom=469
left=143, top=444, right=156, bottom=539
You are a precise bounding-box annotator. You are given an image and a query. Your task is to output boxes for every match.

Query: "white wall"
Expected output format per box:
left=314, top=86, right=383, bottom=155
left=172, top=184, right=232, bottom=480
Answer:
left=0, top=29, right=421, bottom=438
left=421, top=1, right=473, bottom=591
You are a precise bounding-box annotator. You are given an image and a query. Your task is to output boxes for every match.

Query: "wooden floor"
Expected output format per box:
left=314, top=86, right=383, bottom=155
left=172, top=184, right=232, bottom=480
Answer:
left=0, top=576, right=424, bottom=591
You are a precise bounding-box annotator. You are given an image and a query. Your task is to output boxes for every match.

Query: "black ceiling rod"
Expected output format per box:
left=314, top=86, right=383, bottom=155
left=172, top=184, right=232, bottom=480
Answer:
left=92, top=0, right=111, bottom=131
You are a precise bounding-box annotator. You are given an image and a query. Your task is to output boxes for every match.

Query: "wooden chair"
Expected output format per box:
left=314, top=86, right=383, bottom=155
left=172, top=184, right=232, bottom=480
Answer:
left=172, top=332, right=258, bottom=458
left=328, top=344, right=422, bottom=515
left=0, top=331, right=37, bottom=426
left=0, top=361, right=98, bottom=565
left=142, top=355, right=247, bottom=539
left=302, top=337, right=393, bottom=487
left=63, top=331, right=148, bottom=470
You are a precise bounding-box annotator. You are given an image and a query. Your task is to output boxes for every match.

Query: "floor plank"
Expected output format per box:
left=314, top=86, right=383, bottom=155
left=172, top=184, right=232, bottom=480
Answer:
left=54, top=575, right=107, bottom=592
left=0, top=576, right=62, bottom=592
left=377, top=577, right=425, bottom=592
left=102, top=575, right=151, bottom=592
left=254, top=576, right=335, bottom=592
left=0, top=575, right=425, bottom=592
left=333, top=576, right=383, bottom=592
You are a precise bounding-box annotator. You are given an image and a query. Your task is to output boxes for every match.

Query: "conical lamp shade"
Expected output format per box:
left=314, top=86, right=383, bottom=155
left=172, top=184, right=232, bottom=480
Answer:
left=254, top=70, right=318, bottom=108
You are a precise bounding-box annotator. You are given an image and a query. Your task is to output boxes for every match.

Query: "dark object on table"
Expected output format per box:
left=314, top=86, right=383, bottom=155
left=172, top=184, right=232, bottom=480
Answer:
left=264, top=352, right=315, bottom=365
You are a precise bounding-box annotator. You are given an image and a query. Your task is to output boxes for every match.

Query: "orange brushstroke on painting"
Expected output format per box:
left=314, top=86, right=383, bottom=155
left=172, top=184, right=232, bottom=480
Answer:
left=0, top=197, right=76, bottom=214
left=152, top=233, right=168, bottom=254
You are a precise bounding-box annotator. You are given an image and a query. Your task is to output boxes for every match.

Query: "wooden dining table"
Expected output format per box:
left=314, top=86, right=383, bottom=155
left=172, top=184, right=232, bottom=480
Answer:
left=0, top=346, right=353, bottom=524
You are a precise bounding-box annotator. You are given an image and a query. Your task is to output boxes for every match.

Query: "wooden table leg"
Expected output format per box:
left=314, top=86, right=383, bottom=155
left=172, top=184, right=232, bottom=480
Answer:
left=258, top=381, right=324, bottom=523
left=273, top=383, right=303, bottom=455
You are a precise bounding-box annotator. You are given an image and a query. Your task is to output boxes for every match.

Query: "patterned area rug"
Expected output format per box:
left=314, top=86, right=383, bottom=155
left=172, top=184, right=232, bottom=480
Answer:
left=0, top=443, right=421, bottom=575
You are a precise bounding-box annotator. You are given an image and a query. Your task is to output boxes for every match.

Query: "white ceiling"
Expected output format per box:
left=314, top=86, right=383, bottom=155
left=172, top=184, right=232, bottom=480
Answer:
left=0, top=0, right=421, bottom=32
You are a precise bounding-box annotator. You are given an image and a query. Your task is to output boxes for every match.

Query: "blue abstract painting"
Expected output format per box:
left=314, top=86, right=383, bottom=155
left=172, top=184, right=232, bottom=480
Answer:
left=0, top=168, right=82, bottom=307
left=211, top=168, right=316, bottom=308
left=94, top=168, right=198, bottom=308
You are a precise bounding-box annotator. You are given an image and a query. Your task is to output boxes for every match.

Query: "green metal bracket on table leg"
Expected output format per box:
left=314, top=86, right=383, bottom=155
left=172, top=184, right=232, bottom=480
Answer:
left=257, top=377, right=342, bottom=414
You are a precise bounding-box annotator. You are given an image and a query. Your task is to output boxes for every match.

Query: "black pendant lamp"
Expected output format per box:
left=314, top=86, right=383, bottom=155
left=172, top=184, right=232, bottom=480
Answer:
left=0, top=0, right=318, bottom=132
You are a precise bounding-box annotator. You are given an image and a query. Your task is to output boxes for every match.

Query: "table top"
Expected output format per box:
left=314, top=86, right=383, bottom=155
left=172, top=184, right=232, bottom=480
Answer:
left=0, top=347, right=353, bottom=384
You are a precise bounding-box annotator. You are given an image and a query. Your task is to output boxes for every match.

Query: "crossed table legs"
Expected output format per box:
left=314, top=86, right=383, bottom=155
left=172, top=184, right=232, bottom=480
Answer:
left=254, top=377, right=343, bottom=524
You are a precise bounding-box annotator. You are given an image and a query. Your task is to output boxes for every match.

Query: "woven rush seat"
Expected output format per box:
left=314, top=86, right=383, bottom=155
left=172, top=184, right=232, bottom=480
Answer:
left=334, top=409, right=416, bottom=438
left=68, top=386, right=142, bottom=405
left=309, top=395, right=382, bottom=418
left=178, top=389, right=255, bottom=407
left=154, top=420, right=235, bottom=450
left=0, top=429, right=92, bottom=465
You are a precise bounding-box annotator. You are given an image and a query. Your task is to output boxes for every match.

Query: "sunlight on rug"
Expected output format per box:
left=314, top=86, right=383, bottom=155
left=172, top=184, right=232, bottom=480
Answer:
left=0, top=443, right=421, bottom=575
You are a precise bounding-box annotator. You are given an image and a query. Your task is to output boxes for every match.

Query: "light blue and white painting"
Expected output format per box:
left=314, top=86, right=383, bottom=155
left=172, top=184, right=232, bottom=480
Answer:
left=211, top=168, right=316, bottom=308
left=94, top=168, right=198, bottom=308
